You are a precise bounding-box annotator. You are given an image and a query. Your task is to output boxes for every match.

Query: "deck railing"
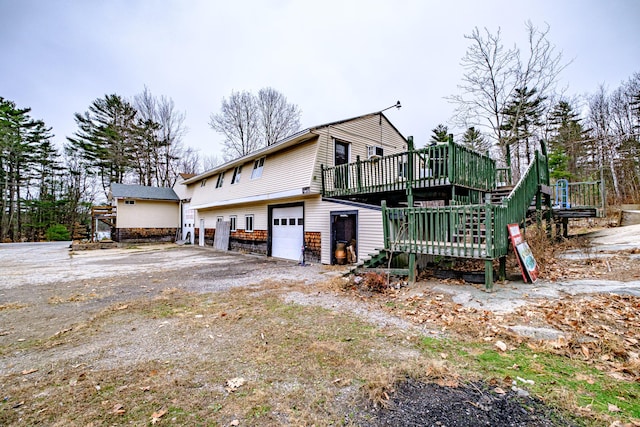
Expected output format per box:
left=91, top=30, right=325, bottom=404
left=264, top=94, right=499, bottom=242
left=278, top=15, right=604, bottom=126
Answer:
left=381, top=150, right=549, bottom=261
left=553, top=181, right=602, bottom=209
left=496, top=167, right=512, bottom=187
left=321, top=141, right=497, bottom=198
left=491, top=150, right=548, bottom=258
left=383, top=203, right=493, bottom=259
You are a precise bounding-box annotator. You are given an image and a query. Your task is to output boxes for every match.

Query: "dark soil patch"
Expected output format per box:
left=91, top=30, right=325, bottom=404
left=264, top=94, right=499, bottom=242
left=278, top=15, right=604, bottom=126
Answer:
left=354, top=379, right=576, bottom=427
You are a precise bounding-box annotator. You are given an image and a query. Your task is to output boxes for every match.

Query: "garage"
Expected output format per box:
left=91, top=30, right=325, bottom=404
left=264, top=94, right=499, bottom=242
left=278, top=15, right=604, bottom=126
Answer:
left=271, top=205, right=304, bottom=261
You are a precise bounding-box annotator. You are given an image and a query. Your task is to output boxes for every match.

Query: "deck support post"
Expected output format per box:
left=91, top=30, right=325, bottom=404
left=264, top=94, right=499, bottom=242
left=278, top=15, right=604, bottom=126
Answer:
left=409, top=253, right=416, bottom=284
left=544, top=193, right=553, bottom=238
left=498, top=256, right=506, bottom=281
left=484, top=260, right=494, bottom=292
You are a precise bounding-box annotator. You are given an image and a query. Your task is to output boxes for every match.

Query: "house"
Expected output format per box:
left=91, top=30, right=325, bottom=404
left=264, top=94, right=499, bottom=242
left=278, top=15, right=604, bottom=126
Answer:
left=179, top=112, right=407, bottom=264
left=109, top=183, right=180, bottom=243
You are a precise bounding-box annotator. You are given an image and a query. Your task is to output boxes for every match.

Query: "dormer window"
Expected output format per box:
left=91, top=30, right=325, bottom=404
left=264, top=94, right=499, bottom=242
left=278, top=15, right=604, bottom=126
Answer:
left=215, top=172, right=224, bottom=188
left=231, top=166, right=242, bottom=184
left=251, top=157, right=265, bottom=179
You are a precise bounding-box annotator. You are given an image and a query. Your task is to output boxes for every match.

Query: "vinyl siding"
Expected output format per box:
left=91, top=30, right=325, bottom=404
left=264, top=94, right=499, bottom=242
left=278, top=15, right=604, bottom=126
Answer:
left=304, top=197, right=383, bottom=264
left=310, top=114, right=407, bottom=193
left=116, top=200, right=179, bottom=228
left=196, top=202, right=269, bottom=231
left=190, top=138, right=319, bottom=208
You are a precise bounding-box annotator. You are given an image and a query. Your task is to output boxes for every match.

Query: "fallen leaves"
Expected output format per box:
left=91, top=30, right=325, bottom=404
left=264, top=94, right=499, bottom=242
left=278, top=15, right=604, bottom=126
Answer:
left=225, top=377, right=246, bottom=392
left=150, top=408, right=167, bottom=424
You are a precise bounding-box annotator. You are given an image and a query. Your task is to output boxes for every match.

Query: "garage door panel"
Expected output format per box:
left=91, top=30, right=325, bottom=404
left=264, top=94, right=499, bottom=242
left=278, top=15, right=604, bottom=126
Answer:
left=272, top=207, right=303, bottom=261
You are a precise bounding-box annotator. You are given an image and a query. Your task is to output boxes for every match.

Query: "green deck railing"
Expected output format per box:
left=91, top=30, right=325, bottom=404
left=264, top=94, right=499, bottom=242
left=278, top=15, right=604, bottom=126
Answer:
left=491, top=150, right=549, bottom=259
left=381, top=149, right=549, bottom=290
left=321, top=140, right=497, bottom=198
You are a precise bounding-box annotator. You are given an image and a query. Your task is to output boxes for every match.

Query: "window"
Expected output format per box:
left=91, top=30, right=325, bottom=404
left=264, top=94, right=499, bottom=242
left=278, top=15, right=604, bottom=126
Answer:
left=398, top=159, right=408, bottom=180
left=124, top=200, right=135, bottom=205
left=288, top=218, right=296, bottom=225
left=215, top=172, right=224, bottom=188
left=229, top=215, right=237, bottom=231
left=217, top=216, right=223, bottom=223
left=367, top=145, right=383, bottom=159
left=200, top=178, right=207, bottom=187
left=231, top=166, right=242, bottom=184
left=251, top=157, right=265, bottom=179
left=245, top=214, right=254, bottom=232
left=334, top=140, right=350, bottom=189
left=274, top=218, right=280, bottom=226
left=297, top=218, right=304, bottom=226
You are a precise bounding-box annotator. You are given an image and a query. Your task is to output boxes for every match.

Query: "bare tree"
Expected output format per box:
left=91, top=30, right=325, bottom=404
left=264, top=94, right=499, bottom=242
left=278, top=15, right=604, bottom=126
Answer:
left=209, top=88, right=301, bottom=161
left=176, top=147, right=201, bottom=175
left=587, top=85, right=622, bottom=202
left=202, top=153, right=223, bottom=171
left=133, top=87, right=187, bottom=187
left=448, top=22, right=567, bottom=168
left=209, top=91, right=260, bottom=161
left=257, top=87, right=301, bottom=146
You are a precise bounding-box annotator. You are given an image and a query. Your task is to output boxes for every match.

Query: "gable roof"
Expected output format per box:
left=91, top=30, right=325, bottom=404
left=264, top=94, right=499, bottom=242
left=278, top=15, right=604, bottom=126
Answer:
left=182, top=111, right=405, bottom=185
left=110, top=183, right=179, bottom=201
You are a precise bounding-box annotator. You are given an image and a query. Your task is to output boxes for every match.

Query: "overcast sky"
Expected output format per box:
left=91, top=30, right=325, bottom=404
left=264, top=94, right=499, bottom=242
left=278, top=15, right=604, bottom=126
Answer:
left=1, top=0, right=638, bottom=159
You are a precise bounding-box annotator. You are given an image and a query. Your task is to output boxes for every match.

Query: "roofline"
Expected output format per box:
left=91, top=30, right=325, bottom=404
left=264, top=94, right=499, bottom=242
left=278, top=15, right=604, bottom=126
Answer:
left=310, top=111, right=406, bottom=141
left=113, top=196, right=179, bottom=202
left=182, top=110, right=406, bottom=185
left=182, top=129, right=316, bottom=184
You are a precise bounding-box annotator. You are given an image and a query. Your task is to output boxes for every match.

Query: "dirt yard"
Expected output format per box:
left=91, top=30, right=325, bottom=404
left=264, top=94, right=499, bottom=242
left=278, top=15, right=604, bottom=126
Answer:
left=1, top=228, right=639, bottom=426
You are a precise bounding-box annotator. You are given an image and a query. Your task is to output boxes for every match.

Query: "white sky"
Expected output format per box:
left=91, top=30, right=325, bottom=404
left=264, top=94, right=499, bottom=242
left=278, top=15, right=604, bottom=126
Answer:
left=1, top=0, right=638, bottom=159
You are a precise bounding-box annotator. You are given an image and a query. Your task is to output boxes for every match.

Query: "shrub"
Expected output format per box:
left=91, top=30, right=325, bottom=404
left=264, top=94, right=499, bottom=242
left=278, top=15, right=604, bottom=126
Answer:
left=45, top=224, right=70, bottom=241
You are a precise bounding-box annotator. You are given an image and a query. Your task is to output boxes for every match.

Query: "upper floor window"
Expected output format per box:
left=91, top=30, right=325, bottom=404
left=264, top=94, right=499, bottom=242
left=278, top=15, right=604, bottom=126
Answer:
left=200, top=178, right=207, bottom=187
left=124, top=200, right=135, bottom=205
left=251, top=157, right=265, bottom=179
left=215, top=172, right=224, bottom=188
left=231, top=166, right=242, bottom=184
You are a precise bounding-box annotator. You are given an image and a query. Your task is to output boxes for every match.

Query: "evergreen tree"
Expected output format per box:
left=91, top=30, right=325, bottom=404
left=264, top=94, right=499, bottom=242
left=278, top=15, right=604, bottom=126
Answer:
left=429, top=124, right=449, bottom=144
left=500, top=87, right=546, bottom=175
left=67, top=94, right=138, bottom=197
left=461, top=127, right=490, bottom=153
left=546, top=100, right=589, bottom=180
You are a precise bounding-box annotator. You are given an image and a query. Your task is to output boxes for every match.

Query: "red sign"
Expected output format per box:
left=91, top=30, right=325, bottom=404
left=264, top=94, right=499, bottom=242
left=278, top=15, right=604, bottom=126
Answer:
left=507, top=224, right=539, bottom=283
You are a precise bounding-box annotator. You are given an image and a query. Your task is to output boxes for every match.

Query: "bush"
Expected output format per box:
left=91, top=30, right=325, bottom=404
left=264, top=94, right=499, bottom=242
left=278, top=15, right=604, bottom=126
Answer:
left=45, top=224, right=71, bottom=241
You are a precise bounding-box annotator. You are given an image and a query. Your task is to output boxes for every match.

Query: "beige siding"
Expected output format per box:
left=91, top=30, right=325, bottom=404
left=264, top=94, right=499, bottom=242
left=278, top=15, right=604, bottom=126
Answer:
left=304, top=197, right=383, bottom=264
left=116, top=200, right=179, bottom=228
left=310, top=114, right=407, bottom=193
left=196, top=202, right=269, bottom=231
left=173, top=176, right=195, bottom=201
left=190, top=138, right=319, bottom=208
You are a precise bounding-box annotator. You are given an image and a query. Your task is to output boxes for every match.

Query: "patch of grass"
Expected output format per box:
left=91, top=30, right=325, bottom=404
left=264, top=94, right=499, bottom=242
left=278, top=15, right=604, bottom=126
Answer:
left=3, top=279, right=638, bottom=426
left=418, top=337, right=640, bottom=424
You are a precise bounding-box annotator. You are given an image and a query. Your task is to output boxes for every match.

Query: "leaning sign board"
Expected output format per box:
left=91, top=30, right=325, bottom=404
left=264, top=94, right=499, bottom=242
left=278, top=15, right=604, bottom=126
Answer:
left=507, top=224, right=539, bottom=283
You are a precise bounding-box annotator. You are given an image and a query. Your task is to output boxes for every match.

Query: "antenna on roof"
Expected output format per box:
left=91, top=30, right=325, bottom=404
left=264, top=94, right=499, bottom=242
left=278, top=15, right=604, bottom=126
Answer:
left=380, top=100, right=401, bottom=113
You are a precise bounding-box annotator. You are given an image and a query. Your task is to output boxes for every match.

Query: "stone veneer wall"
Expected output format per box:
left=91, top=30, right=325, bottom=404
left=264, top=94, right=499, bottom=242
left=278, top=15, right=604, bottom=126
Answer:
left=113, top=228, right=177, bottom=243
left=230, top=229, right=267, bottom=255
left=304, top=231, right=321, bottom=263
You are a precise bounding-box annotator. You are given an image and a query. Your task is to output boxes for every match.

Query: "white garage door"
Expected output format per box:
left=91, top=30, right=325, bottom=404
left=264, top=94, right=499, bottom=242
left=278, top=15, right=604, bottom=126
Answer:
left=272, top=206, right=304, bottom=261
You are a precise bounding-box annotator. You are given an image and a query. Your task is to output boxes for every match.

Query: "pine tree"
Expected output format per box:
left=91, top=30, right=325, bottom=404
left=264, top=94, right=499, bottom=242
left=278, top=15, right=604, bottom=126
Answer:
left=461, top=127, right=490, bottom=153
left=500, top=87, right=546, bottom=175
left=67, top=94, right=138, bottom=197
left=547, top=100, right=589, bottom=180
left=429, top=124, right=449, bottom=144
